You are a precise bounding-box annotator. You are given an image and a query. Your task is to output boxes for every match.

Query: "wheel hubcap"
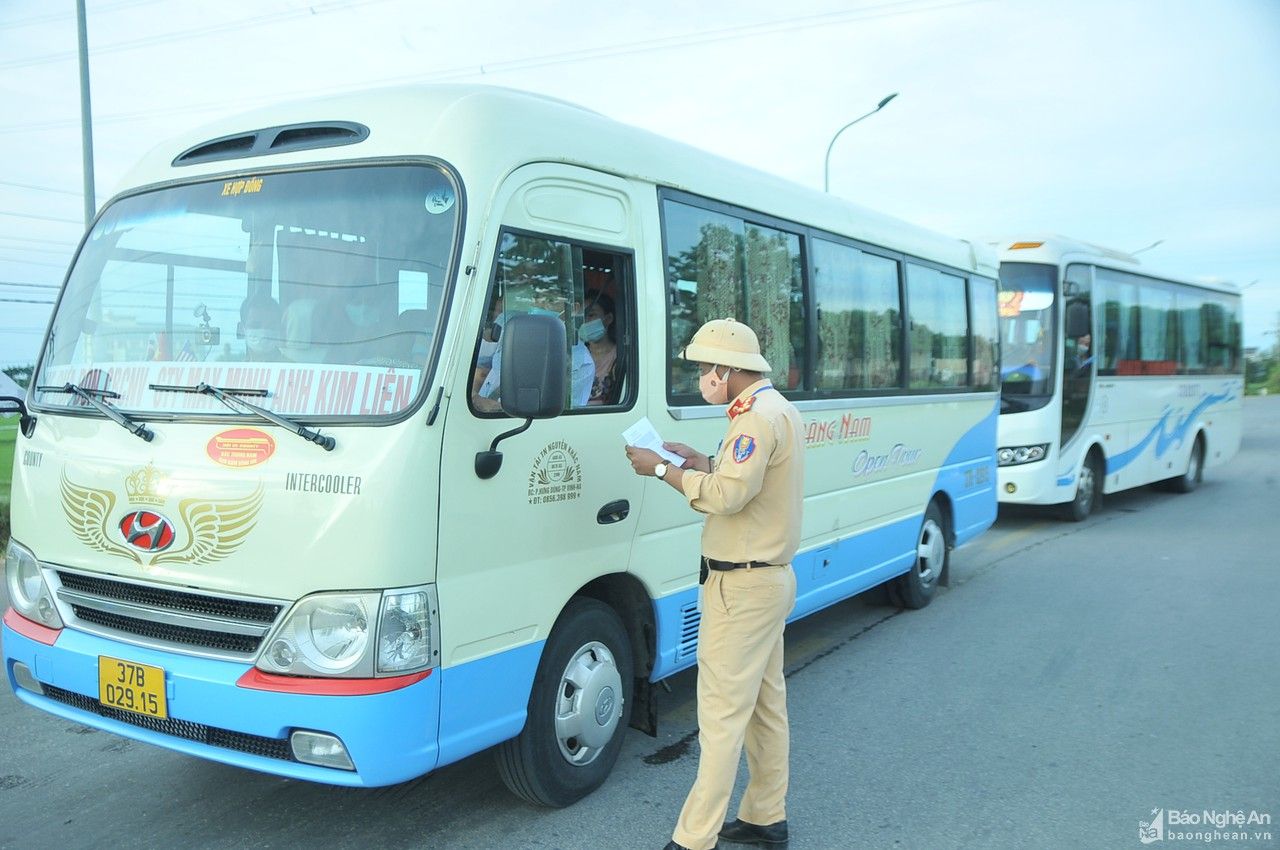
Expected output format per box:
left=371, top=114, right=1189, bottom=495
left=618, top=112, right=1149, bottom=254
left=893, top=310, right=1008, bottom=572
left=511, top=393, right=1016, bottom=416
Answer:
left=916, top=518, right=945, bottom=586
left=1077, top=463, right=1096, bottom=511
left=554, top=640, right=623, bottom=766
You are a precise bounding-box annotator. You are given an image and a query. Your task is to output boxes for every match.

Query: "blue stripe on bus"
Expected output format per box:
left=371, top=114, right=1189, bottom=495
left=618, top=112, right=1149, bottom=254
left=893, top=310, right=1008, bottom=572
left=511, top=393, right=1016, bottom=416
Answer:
left=1105, top=391, right=1232, bottom=475
left=650, top=399, right=1000, bottom=682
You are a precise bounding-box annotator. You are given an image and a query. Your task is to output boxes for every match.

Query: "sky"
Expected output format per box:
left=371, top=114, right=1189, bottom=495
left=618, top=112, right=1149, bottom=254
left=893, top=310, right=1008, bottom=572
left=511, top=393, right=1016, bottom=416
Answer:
left=1, top=0, right=1278, bottom=370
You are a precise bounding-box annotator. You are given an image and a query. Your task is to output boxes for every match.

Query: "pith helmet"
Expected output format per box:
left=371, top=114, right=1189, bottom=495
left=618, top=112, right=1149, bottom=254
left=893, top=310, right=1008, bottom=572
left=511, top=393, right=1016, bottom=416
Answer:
left=681, top=318, right=771, bottom=372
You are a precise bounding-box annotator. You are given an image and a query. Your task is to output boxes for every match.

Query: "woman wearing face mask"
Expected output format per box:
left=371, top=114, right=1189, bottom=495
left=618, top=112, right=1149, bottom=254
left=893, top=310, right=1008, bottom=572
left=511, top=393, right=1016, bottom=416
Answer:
left=581, top=291, right=621, bottom=405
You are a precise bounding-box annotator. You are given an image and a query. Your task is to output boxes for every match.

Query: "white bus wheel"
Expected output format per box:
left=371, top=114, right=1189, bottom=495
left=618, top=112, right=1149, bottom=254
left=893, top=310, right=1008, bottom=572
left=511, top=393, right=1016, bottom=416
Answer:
left=1062, top=454, right=1103, bottom=522
left=892, top=501, right=948, bottom=609
left=496, top=598, right=633, bottom=807
left=1170, top=436, right=1205, bottom=494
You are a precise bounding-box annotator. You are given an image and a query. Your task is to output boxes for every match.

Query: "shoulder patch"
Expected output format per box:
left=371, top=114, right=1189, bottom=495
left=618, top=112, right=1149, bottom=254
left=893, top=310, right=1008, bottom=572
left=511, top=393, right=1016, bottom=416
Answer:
left=731, top=434, right=756, bottom=463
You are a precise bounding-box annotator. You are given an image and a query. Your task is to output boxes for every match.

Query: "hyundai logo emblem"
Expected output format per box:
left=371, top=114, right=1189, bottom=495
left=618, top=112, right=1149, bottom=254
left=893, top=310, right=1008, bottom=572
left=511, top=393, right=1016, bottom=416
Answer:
left=119, top=510, right=176, bottom=552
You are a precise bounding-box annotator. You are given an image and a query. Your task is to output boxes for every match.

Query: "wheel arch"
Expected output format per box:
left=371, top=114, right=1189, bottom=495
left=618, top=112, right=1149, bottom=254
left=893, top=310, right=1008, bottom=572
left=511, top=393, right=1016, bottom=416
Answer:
left=571, top=572, right=657, bottom=736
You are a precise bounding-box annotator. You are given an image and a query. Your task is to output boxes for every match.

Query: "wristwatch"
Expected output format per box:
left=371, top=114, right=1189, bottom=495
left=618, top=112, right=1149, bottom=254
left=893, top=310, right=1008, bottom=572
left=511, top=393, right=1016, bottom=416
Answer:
left=654, top=463, right=668, bottom=479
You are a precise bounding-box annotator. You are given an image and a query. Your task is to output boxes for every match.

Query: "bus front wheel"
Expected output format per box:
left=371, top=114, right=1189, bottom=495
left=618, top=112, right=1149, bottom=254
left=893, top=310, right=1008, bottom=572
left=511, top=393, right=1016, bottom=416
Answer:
left=1062, top=454, right=1102, bottom=522
left=496, top=598, right=633, bottom=807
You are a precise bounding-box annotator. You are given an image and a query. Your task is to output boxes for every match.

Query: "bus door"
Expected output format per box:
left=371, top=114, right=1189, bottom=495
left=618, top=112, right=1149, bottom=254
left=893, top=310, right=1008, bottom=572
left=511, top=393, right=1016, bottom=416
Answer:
left=1060, top=263, right=1094, bottom=450
left=432, top=165, right=646, bottom=760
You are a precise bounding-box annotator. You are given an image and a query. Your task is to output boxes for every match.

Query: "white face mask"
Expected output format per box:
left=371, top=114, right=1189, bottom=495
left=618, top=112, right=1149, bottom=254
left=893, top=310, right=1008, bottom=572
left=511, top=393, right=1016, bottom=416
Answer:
left=244, top=328, right=269, bottom=351
left=578, top=318, right=606, bottom=343
left=477, top=338, right=498, bottom=368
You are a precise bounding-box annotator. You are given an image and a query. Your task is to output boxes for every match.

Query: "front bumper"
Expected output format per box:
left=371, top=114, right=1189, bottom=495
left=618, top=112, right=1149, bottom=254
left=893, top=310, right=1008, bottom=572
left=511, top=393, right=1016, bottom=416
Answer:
left=3, top=610, right=440, bottom=787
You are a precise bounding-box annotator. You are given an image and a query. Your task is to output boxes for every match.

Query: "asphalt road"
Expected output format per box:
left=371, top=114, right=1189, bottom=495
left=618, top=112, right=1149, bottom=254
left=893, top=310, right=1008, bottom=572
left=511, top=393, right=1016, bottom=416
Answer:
left=2, top=398, right=1277, bottom=850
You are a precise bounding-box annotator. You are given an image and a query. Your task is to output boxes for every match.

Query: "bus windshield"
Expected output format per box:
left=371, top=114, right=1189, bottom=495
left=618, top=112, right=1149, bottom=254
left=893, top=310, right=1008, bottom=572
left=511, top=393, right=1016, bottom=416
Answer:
left=34, top=164, right=460, bottom=420
left=998, top=262, right=1057, bottom=398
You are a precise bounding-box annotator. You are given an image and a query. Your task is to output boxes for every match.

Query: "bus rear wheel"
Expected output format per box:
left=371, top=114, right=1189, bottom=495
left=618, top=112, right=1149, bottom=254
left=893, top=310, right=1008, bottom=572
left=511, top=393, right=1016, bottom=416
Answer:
left=1169, top=435, right=1205, bottom=494
left=496, top=598, right=633, bottom=807
left=1061, top=454, right=1102, bottom=522
left=891, top=501, right=948, bottom=609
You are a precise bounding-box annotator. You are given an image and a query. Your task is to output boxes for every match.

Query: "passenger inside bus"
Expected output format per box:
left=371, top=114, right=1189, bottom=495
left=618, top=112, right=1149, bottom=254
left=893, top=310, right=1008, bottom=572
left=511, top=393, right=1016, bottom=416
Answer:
left=582, top=288, right=623, bottom=405
left=472, top=279, right=594, bottom=413
left=239, top=295, right=284, bottom=362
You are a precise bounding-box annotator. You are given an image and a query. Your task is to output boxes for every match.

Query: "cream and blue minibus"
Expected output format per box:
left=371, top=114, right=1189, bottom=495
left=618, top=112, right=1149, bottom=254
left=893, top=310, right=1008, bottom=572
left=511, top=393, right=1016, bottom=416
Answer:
left=2, top=85, right=999, bottom=805
left=996, top=237, right=1242, bottom=520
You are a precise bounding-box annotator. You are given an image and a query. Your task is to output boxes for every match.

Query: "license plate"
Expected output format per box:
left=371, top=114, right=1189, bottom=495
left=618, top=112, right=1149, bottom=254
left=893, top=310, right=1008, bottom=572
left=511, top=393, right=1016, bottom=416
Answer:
left=98, top=656, right=168, bottom=719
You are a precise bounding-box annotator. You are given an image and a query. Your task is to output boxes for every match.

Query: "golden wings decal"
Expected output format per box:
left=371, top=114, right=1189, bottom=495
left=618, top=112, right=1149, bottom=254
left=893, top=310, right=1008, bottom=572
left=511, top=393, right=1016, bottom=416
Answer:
left=151, top=485, right=264, bottom=567
left=60, top=473, right=142, bottom=565
left=60, top=466, right=263, bottom=569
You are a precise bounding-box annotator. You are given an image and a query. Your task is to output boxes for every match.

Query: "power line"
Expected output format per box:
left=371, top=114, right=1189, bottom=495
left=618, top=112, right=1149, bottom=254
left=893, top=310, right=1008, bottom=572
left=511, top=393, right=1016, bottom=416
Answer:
left=0, top=0, right=394, bottom=70
left=0, top=209, right=83, bottom=225
left=0, top=178, right=82, bottom=197
left=0, top=235, right=77, bottom=248
left=0, top=281, right=60, bottom=289
left=0, top=0, right=990, bottom=136
left=0, top=0, right=162, bottom=31
left=0, top=257, right=67, bottom=269
left=0, top=297, right=55, bottom=305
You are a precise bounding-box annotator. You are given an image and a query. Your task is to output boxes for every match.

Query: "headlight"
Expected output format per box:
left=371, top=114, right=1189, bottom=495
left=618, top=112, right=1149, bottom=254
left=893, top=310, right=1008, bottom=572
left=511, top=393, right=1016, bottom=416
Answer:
left=997, top=443, right=1049, bottom=466
left=4, top=540, right=63, bottom=629
left=257, top=585, right=438, bottom=678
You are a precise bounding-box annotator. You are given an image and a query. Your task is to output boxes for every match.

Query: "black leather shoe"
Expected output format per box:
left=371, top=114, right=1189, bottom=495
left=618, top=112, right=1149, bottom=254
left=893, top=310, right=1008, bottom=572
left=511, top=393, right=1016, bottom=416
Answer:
left=718, top=818, right=789, bottom=845
left=663, top=842, right=718, bottom=850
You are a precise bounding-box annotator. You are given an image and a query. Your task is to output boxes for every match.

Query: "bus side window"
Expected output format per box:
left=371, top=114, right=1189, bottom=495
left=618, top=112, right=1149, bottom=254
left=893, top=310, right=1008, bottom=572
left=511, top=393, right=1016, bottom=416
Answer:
left=470, top=232, right=633, bottom=416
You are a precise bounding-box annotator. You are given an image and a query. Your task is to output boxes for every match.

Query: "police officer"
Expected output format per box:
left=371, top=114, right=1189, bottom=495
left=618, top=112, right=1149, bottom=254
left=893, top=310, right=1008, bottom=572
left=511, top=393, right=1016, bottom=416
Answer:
left=625, top=318, right=803, bottom=850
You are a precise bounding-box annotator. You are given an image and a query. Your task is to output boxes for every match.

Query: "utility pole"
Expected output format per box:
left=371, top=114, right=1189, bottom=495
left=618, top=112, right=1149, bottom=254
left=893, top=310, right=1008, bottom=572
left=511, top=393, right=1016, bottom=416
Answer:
left=76, top=0, right=96, bottom=228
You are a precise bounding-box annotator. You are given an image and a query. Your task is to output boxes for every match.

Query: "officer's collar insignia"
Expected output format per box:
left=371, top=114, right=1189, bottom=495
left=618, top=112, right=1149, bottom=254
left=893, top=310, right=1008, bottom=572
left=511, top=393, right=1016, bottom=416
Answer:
left=732, top=434, right=756, bottom=463
left=727, top=394, right=757, bottom=420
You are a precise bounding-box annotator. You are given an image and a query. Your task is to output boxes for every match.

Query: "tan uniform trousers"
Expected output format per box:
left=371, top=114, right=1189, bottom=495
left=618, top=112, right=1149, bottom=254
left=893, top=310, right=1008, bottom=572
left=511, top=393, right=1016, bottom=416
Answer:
left=673, top=563, right=798, bottom=850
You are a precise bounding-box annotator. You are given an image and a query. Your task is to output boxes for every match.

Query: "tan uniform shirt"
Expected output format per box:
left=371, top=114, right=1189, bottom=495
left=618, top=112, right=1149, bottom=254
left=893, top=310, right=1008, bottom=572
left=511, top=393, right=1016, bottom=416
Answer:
left=681, top=380, right=804, bottom=564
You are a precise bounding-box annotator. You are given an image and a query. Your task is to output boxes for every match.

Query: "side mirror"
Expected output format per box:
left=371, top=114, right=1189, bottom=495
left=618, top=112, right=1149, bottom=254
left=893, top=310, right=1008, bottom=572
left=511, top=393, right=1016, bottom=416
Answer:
left=1064, top=301, right=1090, bottom=340
left=498, top=314, right=567, bottom=420
left=0, top=395, right=37, bottom=438
left=475, top=314, right=567, bottom=479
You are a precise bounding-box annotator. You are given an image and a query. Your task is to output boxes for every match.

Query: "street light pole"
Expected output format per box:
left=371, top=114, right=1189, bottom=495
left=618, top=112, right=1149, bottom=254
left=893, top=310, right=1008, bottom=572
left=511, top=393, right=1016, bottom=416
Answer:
left=76, top=0, right=96, bottom=228
left=823, top=92, right=898, bottom=193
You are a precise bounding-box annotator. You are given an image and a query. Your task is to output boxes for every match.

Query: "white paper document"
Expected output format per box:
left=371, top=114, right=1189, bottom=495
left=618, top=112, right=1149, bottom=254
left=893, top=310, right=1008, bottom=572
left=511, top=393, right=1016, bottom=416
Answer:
left=623, top=417, right=686, bottom=466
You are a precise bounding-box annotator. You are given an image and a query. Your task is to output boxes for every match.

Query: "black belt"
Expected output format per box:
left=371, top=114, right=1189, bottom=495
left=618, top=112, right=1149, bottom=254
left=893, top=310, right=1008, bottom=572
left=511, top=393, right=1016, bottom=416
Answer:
left=700, top=557, right=780, bottom=584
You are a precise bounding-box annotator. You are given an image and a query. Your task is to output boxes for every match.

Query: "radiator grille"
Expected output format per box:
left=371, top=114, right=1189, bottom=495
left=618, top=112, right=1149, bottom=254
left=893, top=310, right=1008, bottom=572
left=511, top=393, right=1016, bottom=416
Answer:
left=44, top=685, right=294, bottom=762
left=70, top=605, right=263, bottom=654
left=56, top=571, right=281, bottom=623
left=53, top=569, right=283, bottom=658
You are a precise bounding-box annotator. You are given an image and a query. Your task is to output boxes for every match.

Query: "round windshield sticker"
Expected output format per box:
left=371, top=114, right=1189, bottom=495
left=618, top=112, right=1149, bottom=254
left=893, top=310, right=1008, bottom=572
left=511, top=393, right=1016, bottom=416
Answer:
left=424, top=186, right=455, bottom=215
left=207, top=428, right=276, bottom=468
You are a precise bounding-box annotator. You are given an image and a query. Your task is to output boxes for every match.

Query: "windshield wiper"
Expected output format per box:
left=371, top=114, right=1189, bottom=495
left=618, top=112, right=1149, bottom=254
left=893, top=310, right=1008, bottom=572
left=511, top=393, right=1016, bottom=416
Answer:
left=37, top=383, right=155, bottom=442
left=149, top=382, right=335, bottom=451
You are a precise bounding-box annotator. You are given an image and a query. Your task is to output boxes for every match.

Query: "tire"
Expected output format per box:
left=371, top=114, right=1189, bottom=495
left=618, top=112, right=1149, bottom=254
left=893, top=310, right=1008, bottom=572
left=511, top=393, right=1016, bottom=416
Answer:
left=892, top=501, right=948, bottom=609
left=496, top=598, right=633, bottom=807
left=1169, top=436, right=1204, bottom=494
left=1061, top=453, right=1102, bottom=522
